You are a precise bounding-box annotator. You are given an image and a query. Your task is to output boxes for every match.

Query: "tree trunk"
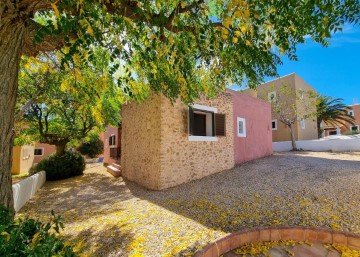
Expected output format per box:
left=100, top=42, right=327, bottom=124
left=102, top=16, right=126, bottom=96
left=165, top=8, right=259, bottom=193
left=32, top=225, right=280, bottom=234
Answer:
left=317, top=120, right=322, bottom=139
left=289, top=123, right=298, bottom=151
left=55, top=142, right=68, bottom=155
left=0, top=20, right=26, bottom=211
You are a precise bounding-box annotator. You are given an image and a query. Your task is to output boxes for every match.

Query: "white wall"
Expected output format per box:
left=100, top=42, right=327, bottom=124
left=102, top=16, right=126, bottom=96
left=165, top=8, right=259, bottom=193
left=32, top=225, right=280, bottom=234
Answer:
left=12, top=171, right=46, bottom=212
left=273, top=136, right=360, bottom=152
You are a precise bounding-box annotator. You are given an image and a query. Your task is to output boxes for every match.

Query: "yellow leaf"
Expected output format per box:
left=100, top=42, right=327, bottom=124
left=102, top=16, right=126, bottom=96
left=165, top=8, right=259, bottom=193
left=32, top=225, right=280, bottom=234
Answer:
left=223, top=16, right=232, bottom=28
left=246, top=40, right=251, bottom=46
left=87, top=25, right=94, bottom=36
left=244, top=9, right=250, bottom=18
left=180, top=2, right=186, bottom=8
left=1, top=231, right=10, bottom=242
left=240, top=26, right=247, bottom=34
left=51, top=3, right=60, bottom=19
left=233, top=37, right=238, bottom=43
left=235, top=30, right=241, bottom=37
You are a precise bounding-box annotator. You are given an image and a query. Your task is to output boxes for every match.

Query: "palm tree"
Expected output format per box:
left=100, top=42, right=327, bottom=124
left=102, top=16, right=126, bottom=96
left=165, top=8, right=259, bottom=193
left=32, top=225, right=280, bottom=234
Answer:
left=316, top=94, right=355, bottom=138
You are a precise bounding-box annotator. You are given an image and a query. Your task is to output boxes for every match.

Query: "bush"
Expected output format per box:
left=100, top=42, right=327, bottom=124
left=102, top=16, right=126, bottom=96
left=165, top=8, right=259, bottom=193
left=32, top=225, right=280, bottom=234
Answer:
left=0, top=205, right=76, bottom=257
left=35, top=151, right=85, bottom=181
left=78, top=136, right=104, bottom=158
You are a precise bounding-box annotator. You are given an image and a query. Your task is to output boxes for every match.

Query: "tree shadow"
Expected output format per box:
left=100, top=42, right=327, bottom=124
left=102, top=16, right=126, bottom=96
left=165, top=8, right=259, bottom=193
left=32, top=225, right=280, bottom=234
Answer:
left=18, top=152, right=360, bottom=256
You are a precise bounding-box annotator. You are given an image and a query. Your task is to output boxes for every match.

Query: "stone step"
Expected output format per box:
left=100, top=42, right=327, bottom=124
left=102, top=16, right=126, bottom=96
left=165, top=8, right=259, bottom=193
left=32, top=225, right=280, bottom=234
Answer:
left=112, top=163, right=121, bottom=169
left=106, top=164, right=122, bottom=177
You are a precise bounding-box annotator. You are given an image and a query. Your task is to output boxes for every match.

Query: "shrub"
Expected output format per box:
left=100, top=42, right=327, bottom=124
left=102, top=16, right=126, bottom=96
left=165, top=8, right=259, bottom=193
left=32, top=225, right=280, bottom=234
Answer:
left=78, top=135, right=104, bottom=158
left=0, top=205, right=76, bottom=257
left=35, top=151, right=85, bottom=181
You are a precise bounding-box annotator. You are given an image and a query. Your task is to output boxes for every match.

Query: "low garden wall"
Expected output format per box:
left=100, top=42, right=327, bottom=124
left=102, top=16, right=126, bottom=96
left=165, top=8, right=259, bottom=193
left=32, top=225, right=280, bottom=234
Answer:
left=194, top=226, right=360, bottom=257
left=273, top=137, right=360, bottom=152
left=12, top=171, right=46, bottom=212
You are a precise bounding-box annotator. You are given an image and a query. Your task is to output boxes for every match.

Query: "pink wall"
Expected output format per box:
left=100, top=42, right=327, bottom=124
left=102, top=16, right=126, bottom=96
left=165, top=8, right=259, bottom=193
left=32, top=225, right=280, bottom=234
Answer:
left=103, top=126, right=121, bottom=164
left=228, top=89, right=273, bottom=164
left=33, top=143, right=56, bottom=164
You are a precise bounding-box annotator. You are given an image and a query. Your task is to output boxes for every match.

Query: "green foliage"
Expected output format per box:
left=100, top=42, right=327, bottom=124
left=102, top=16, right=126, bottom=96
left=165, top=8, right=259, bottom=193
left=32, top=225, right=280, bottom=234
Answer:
left=0, top=206, right=75, bottom=257
left=35, top=151, right=85, bottom=181
left=78, top=134, right=104, bottom=158
left=31, top=0, right=360, bottom=104
left=316, top=94, right=355, bottom=138
left=16, top=49, right=122, bottom=151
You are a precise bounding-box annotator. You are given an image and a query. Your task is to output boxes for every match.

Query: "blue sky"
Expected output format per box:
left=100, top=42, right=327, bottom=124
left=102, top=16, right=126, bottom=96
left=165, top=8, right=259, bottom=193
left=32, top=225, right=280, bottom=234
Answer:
left=230, top=23, right=360, bottom=105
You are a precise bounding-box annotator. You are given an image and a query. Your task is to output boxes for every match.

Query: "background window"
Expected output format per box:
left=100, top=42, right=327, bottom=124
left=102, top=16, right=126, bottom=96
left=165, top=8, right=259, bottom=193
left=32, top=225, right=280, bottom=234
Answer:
left=268, top=92, right=276, bottom=102
left=109, top=135, right=116, bottom=145
left=34, top=148, right=43, bottom=156
left=351, top=125, right=359, bottom=131
left=237, top=117, right=246, bottom=137
left=348, top=110, right=354, bottom=116
left=272, top=119, right=278, bottom=130
left=110, top=147, right=120, bottom=160
left=300, top=118, right=305, bottom=129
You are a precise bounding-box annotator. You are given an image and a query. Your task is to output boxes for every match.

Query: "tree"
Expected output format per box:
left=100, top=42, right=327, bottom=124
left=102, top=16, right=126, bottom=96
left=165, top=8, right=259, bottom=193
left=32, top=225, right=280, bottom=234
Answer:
left=316, top=94, right=355, bottom=138
left=1, top=0, right=359, bottom=210
left=262, top=84, right=316, bottom=150
left=16, top=50, right=121, bottom=155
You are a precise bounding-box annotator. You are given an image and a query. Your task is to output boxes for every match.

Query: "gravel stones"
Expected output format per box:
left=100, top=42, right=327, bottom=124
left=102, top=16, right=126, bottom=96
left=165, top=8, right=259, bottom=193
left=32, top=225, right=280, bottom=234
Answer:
left=18, top=152, right=360, bottom=256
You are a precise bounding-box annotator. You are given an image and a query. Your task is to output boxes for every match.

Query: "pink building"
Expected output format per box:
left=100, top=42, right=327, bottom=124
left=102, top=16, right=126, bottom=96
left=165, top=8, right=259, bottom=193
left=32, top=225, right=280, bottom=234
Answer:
left=103, top=126, right=121, bottom=165
left=228, top=89, right=272, bottom=164
left=33, top=143, right=56, bottom=164
left=106, top=90, right=272, bottom=190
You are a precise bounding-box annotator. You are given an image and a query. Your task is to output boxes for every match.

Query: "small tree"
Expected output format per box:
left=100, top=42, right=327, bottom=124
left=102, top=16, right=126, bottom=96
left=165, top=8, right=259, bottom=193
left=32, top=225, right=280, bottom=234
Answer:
left=16, top=50, right=121, bottom=155
left=78, top=134, right=104, bottom=158
left=263, top=84, right=316, bottom=150
left=316, top=94, right=355, bottom=138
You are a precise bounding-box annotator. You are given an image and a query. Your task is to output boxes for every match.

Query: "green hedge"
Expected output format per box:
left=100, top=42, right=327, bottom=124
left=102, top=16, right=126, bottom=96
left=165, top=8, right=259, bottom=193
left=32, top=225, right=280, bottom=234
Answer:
left=77, top=136, right=104, bottom=158
left=35, top=151, right=85, bottom=181
left=0, top=205, right=76, bottom=256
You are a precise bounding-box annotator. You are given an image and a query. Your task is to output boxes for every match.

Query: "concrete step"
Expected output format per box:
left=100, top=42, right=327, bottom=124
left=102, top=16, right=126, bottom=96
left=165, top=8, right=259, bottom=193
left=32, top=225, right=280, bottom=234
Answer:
left=106, top=164, right=122, bottom=177
left=112, top=163, right=121, bottom=169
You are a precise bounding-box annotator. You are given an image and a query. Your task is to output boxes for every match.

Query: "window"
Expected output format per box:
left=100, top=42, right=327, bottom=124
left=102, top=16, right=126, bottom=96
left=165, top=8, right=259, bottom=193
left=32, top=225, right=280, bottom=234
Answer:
left=110, top=147, right=120, bottom=160
left=300, top=118, right=305, bottom=129
left=34, top=148, right=44, bottom=156
left=109, top=135, right=116, bottom=146
left=351, top=125, right=359, bottom=132
left=272, top=119, right=278, bottom=130
left=348, top=110, right=355, bottom=117
left=237, top=117, right=246, bottom=137
left=188, top=104, right=225, bottom=141
left=268, top=92, right=276, bottom=102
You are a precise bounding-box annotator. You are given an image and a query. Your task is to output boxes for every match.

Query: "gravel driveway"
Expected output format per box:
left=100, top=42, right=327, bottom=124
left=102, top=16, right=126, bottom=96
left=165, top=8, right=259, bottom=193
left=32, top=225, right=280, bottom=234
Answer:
left=18, top=152, right=360, bottom=257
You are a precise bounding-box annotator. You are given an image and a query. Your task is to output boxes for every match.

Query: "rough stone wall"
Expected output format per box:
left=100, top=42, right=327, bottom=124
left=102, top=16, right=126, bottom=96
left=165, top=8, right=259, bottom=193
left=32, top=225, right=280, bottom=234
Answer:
left=159, top=92, right=235, bottom=189
left=121, top=94, right=162, bottom=190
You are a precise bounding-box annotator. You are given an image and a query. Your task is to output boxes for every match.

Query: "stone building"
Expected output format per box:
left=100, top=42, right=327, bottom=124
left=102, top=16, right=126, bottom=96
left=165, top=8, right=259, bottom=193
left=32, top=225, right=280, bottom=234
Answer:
left=118, top=89, right=272, bottom=190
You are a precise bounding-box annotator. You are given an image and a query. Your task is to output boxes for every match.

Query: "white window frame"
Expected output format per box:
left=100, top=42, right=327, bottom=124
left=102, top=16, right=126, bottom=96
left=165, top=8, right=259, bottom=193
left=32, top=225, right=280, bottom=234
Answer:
left=188, top=104, right=218, bottom=142
left=351, top=125, right=359, bottom=131
left=268, top=91, right=276, bottom=102
left=348, top=110, right=355, bottom=117
left=34, top=147, right=44, bottom=156
left=237, top=117, right=246, bottom=137
left=272, top=119, right=278, bottom=130
left=300, top=118, right=306, bottom=129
